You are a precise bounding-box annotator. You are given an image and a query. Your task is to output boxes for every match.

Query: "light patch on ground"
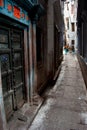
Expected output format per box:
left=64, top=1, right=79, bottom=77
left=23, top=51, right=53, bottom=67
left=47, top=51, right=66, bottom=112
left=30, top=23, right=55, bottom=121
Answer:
left=80, top=112, right=87, bottom=125
left=29, top=98, right=53, bottom=130
left=74, top=55, right=78, bottom=62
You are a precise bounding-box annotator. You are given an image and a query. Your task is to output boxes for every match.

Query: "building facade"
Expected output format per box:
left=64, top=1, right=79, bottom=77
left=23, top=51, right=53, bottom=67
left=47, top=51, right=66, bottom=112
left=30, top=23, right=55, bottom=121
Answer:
left=0, top=0, right=44, bottom=129
left=47, top=0, right=64, bottom=81
left=0, top=0, right=64, bottom=129
left=64, top=0, right=77, bottom=50
left=77, top=0, right=87, bottom=89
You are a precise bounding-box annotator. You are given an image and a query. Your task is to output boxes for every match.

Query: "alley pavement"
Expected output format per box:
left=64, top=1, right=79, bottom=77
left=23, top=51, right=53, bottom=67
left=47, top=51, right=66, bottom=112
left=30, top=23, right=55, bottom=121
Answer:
left=28, top=53, right=87, bottom=130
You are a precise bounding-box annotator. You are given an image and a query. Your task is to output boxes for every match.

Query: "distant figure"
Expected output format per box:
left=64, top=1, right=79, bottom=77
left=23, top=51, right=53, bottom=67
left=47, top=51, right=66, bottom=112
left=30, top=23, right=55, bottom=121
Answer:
left=63, top=44, right=69, bottom=55
left=71, top=44, right=75, bottom=53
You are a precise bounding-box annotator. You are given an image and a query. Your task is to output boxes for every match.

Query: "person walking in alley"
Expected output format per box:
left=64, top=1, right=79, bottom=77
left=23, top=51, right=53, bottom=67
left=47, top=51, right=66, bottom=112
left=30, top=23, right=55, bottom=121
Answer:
left=63, top=44, right=69, bottom=55
left=71, top=44, right=75, bottom=54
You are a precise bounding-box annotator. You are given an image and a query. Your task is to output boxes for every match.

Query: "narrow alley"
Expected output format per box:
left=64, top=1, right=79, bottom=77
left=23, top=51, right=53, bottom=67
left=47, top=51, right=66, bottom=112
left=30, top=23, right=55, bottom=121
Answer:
left=1, top=0, right=87, bottom=130
left=29, top=53, right=87, bottom=130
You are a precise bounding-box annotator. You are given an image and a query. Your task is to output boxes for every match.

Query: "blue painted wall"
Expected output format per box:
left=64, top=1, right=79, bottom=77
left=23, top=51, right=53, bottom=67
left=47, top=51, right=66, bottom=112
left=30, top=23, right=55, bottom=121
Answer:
left=0, top=0, right=31, bottom=25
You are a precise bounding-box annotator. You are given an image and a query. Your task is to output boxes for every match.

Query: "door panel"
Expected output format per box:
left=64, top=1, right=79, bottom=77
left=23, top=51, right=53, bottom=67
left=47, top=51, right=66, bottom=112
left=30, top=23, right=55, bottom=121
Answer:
left=0, top=26, right=25, bottom=120
left=14, top=53, right=22, bottom=67
left=0, top=44, right=8, bottom=49
left=12, top=31, right=21, bottom=49
left=0, top=29, right=9, bottom=44
left=15, top=70, right=22, bottom=85
left=16, top=86, right=24, bottom=108
left=4, top=94, right=13, bottom=119
left=11, top=29, right=24, bottom=109
left=0, top=27, right=13, bottom=119
left=0, top=54, right=10, bottom=72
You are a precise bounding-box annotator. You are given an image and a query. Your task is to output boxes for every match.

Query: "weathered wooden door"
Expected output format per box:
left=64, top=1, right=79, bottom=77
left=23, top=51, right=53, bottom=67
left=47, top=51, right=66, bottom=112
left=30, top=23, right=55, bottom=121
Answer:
left=0, top=26, right=25, bottom=119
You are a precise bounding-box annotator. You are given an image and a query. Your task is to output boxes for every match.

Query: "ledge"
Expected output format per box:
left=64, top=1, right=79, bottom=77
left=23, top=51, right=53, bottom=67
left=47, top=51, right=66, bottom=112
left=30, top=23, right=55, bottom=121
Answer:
left=13, top=0, right=33, bottom=11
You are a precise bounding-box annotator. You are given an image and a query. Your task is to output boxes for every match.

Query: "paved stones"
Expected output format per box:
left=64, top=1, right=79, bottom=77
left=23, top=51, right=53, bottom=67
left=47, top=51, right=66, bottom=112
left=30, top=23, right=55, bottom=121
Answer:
left=29, top=54, right=87, bottom=130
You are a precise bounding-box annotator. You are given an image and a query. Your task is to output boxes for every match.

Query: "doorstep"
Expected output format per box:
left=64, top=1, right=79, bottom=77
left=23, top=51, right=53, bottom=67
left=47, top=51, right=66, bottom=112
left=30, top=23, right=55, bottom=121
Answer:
left=7, top=96, right=44, bottom=130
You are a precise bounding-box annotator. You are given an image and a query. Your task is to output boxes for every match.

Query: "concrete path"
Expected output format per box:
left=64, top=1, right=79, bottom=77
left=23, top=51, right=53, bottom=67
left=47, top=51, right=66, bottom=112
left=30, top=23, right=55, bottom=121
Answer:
left=29, top=53, right=87, bottom=130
